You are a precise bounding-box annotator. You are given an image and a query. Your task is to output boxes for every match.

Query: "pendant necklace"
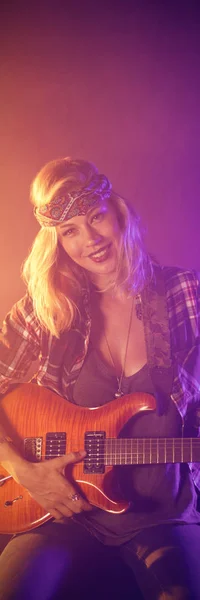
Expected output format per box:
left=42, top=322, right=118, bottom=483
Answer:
left=104, top=296, right=135, bottom=398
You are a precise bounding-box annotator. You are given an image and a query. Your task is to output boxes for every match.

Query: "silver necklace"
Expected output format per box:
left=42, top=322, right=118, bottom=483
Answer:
left=104, top=296, right=135, bottom=398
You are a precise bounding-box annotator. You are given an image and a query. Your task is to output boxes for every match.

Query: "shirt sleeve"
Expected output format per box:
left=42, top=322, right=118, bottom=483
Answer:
left=0, top=293, right=41, bottom=395
left=196, top=271, right=200, bottom=337
left=190, top=271, right=200, bottom=490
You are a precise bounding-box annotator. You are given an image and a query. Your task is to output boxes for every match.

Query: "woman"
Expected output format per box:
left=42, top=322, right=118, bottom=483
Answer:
left=0, top=157, right=200, bottom=599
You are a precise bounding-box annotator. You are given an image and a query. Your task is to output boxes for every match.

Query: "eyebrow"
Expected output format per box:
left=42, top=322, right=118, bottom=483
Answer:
left=58, top=205, right=104, bottom=231
left=59, top=221, right=76, bottom=230
left=59, top=202, right=105, bottom=230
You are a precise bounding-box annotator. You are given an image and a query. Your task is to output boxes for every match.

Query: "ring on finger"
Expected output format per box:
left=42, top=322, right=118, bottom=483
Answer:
left=68, top=493, right=80, bottom=502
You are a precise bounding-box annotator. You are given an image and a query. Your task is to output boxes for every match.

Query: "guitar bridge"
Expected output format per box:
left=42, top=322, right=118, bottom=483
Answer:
left=24, top=437, right=42, bottom=462
left=84, top=431, right=105, bottom=474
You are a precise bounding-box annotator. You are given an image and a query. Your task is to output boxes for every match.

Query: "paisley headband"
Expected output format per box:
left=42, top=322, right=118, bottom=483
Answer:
left=34, top=174, right=112, bottom=227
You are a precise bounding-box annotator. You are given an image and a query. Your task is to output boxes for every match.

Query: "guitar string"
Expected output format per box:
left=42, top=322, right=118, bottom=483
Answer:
left=37, top=438, right=196, bottom=460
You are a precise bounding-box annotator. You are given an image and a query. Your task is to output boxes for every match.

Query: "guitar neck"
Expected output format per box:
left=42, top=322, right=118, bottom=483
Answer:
left=104, top=437, right=200, bottom=465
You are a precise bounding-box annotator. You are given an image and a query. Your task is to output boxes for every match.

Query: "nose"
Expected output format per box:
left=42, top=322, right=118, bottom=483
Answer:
left=84, top=224, right=102, bottom=247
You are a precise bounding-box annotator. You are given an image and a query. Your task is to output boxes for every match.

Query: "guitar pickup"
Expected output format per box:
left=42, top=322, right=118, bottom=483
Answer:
left=45, top=432, right=66, bottom=460
left=84, top=431, right=105, bottom=474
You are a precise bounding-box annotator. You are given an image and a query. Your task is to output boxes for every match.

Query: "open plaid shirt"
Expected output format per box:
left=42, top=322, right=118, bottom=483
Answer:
left=0, top=266, right=200, bottom=488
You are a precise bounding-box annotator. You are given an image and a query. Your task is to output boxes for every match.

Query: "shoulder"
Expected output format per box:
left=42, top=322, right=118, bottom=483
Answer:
left=153, top=266, right=200, bottom=339
left=10, top=292, right=36, bottom=322
left=152, top=265, right=200, bottom=347
left=154, top=264, right=200, bottom=301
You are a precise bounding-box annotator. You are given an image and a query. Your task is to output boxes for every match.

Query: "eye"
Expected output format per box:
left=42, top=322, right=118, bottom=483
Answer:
left=91, top=210, right=105, bottom=223
left=62, top=228, right=76, bottom=237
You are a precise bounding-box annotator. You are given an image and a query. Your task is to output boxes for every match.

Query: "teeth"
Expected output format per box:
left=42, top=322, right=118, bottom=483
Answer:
left=91, top=248, right=107, bottom=258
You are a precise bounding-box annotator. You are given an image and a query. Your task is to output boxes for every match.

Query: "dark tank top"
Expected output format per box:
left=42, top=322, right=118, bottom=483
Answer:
left=72, top=345, right=200, bottom=545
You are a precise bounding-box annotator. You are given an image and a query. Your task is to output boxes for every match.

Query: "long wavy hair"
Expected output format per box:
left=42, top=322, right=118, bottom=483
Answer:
left=22, top=157, right=152, bottom=337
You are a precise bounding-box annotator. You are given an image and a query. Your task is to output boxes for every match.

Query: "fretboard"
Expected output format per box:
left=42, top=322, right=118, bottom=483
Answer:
left=103, top=438, right=200, bottom=465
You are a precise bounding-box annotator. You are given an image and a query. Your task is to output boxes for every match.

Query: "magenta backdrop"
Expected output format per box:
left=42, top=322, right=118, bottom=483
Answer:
left=1, top=2, right=200, bottom=322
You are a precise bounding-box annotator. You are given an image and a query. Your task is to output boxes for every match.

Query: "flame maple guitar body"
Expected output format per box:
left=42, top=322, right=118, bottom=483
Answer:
left=0, top=383, right=155, bottom=534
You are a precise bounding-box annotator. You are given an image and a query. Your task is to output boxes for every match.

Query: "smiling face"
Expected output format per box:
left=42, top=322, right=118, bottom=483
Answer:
left=57, top=199, right=122, bottom=287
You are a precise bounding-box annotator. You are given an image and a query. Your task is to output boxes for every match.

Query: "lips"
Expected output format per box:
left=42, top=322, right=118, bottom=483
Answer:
left=88, top=243, right=111, bottom=262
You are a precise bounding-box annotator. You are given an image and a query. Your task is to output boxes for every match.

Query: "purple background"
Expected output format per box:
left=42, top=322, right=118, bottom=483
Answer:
left=1, top=1, right=200, bottom=322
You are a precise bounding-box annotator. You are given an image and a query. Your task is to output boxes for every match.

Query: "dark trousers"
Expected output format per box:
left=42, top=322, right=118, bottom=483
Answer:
left=0, top=519, right=200, bottom=600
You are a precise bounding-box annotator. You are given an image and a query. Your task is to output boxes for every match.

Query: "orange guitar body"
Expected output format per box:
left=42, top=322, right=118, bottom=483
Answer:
left=0, top=383, right=155, bottom=534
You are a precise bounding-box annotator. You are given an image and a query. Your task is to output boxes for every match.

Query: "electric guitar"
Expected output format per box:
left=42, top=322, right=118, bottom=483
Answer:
left=0, top=383, right=199, bottom=534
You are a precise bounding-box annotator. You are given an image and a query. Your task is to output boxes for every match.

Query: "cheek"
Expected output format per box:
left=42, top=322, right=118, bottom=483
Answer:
left=101, top=214, right=119, bottom=236
left=61, top=239, right=81, bottom=259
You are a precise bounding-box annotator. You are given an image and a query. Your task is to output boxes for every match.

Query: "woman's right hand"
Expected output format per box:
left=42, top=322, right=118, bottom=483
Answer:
left=7, top=451, right=92, bottom=519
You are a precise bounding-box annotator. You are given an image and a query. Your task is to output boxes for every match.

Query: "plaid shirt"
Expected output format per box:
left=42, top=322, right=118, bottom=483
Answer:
left=1, top=266, right=200, bottom=487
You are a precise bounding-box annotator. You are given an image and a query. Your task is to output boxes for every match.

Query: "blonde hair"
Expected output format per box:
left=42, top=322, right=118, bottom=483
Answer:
left=23, top=157, right=152, bottom=337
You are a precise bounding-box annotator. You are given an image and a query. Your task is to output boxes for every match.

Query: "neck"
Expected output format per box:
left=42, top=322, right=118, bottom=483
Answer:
left=89, top=261, right=134, bottom=296
left=90, top=281, right=133, bottom=304
left=89, top=273, right=114, bottom=291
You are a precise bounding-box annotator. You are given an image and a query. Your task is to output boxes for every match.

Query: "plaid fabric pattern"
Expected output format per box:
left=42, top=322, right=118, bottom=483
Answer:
left=0, top=266, right=200, bottom=487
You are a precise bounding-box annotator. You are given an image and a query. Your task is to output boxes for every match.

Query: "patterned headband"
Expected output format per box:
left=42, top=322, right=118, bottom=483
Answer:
left=34, top=174, right=112, bottom=227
